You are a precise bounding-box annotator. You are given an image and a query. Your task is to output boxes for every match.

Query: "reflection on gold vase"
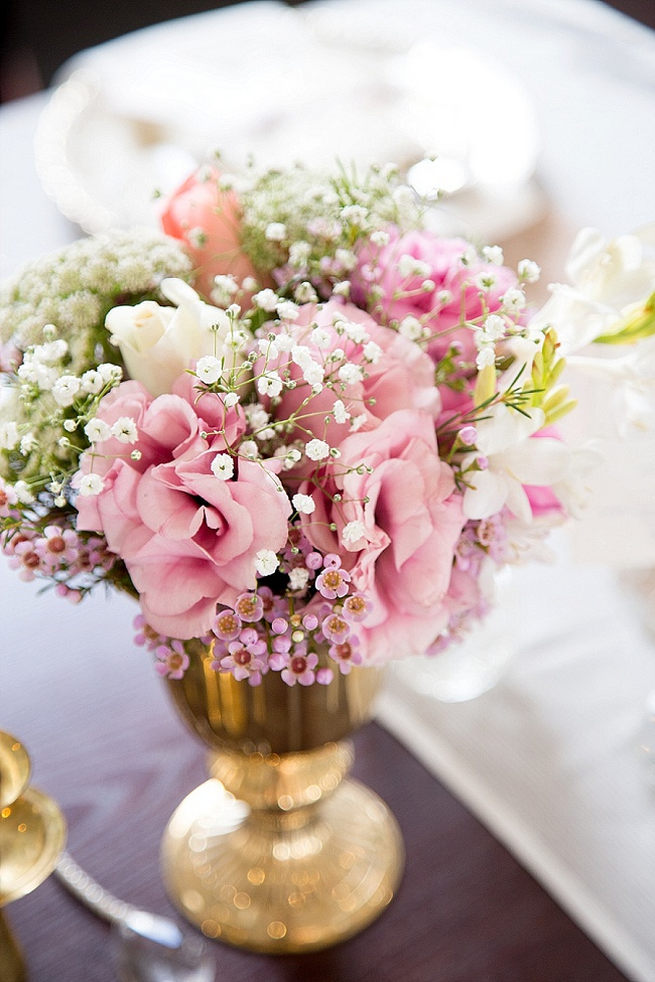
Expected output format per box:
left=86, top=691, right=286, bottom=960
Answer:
left=161, top=641, right=404, bottom=953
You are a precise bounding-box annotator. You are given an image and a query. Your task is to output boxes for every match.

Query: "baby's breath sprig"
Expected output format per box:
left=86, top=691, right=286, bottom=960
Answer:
left=238, top=161, right=423, bottom=299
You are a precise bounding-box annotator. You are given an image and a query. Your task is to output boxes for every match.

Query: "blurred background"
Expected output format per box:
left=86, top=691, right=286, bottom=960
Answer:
left=1, top=0, right=654, bottom=103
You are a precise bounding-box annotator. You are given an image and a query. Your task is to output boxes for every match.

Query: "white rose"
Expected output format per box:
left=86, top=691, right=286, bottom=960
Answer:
left=105, top=278, right=250, bottom=397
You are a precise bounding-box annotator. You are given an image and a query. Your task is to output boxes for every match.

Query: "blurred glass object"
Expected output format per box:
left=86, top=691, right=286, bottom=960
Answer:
left=390, top=569, right=515, bottom=703
left=34, top=1, right=542, bottom=241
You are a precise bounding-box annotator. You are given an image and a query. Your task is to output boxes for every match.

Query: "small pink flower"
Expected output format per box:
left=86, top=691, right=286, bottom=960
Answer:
left=306, top=552, right=323, bottom=571
left=257, top=586, right=286, bottom=622
left=271, top=634, right=291, bottom=656
left=55, top=584, right=83, bottom=604
left=321, top=612, right=351, bottom=645
left=9, top=540, right=41, bottom=581
left=234, top=592, right=264, bottom=622
left=218, top=633, right=268, bottom=685
left=315, top=565, right=351, bottom=599
left=238, top=627, right=262, bottom=648
left=328, top=636, right=363, bottom=675
left=0, top=479, right=18, bottom=518
left=280, top=649, right=318, bottom=687
left=133, top=614, right=167, bottom=650
left=459, top=425, right=477, bottom=446
left=154, top=640, right=190, bottom=680
left=213, top=609, right=242, bottom=642
left=36, top=526, right=79, bottom=568
left=316, top=667, right=334, bottom=685
left=342, top=593, right=370, bottom=622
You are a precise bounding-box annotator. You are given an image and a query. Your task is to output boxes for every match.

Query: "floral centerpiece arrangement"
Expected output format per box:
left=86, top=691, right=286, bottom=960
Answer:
left=1, top=160, right=653, bottom=687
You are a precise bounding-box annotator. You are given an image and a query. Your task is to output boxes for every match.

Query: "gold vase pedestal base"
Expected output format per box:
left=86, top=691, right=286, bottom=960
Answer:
left=161, top=767, right=404, bottom=953
left=162, top=654, right=404, bottom=952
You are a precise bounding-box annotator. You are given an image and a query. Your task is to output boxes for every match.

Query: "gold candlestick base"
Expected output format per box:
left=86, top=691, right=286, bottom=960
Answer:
left=0, top=910, right=26, bottom=982
left=0, top=788, right=67, bottom=906
left=0, top=730, right=67, bottom=982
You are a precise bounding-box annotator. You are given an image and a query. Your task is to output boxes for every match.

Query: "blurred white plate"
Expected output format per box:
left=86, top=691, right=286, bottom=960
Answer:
left=34, top=0, right=545, bottom=240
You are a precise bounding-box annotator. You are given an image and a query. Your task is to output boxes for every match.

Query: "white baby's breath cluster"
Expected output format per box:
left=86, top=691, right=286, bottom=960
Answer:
left=239, top=161, right=422, bottom=302
left=0, top=324, right=123, bottom=488
left=0, top=230, right=191, bottom=486
left=0, top=229, right=192, bottom=366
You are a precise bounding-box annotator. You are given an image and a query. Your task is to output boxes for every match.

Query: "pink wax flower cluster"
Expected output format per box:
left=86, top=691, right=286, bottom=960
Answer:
left=6, top=156, right=632, bottom=687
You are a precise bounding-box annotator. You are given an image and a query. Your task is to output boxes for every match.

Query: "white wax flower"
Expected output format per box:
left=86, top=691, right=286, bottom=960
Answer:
left=105, top=278, right=249, bottom=397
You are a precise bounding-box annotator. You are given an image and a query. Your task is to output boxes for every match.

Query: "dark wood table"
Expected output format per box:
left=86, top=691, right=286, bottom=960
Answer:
left=1, top=585, right=628, bottom=982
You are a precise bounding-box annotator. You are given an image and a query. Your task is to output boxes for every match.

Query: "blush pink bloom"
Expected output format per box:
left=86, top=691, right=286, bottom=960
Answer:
left=74, top=375, right=291, bottom=638
left=438, top=564, right=489, bottom=645
left=524, top=426, right=566, bottom=519
left=301, top=409, right=466, bottom=663
left=160, top=166, right=259, bottom=300
left=352, top=227, right=518, bottom=364
left=260, top=300, right=440, bottom=455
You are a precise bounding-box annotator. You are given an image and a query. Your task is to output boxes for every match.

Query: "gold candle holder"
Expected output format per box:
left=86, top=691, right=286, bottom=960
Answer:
left=0, top=732, right=66, bottom=982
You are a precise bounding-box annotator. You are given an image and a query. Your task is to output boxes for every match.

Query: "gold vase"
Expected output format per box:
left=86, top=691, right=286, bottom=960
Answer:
left=160, top=641, right=404, bottom=953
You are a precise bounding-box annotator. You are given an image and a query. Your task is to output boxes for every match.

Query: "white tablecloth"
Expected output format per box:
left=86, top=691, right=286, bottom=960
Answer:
left=2, top=2, right=655, bottom=979
left=378, top=533, right=655, bottom=982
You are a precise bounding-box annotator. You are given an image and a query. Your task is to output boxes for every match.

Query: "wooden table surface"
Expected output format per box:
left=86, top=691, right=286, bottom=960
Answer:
left=1, top=585, right=628, bottom=982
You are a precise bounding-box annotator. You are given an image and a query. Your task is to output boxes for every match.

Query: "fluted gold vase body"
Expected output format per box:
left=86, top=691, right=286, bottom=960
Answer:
left=161, top=642, right=404, bottom=953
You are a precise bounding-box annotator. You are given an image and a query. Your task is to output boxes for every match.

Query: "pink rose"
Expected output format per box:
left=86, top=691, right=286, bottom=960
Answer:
left=160, top=167, right=259, bottom=300
left=75, top=375, right=291, bottom=638
left=352, top=227, right=517, bottom=364
left=300, top=409, right=465, bottom=662
left=260, top=300, right=440, bottom=458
